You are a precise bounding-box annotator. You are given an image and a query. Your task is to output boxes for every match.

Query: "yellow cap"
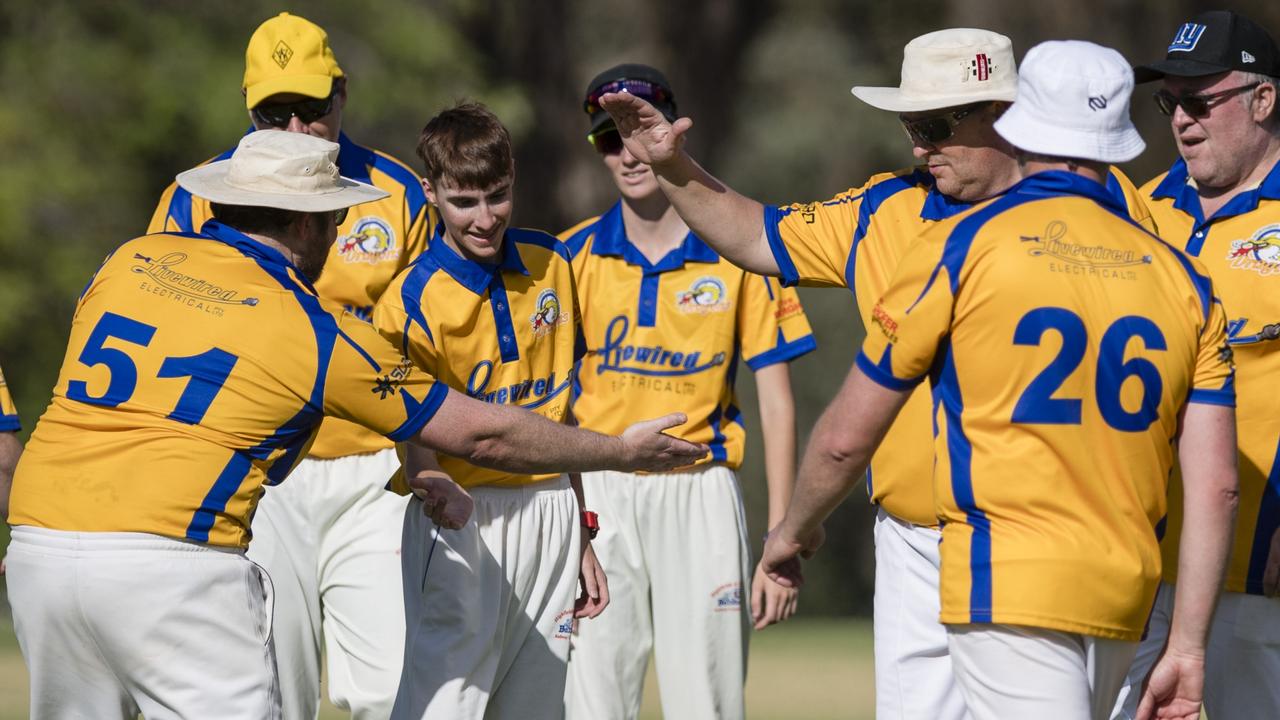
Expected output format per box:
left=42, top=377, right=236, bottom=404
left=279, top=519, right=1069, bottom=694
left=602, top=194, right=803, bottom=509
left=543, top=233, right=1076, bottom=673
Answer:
left=243, top=13, right=344, bottom=109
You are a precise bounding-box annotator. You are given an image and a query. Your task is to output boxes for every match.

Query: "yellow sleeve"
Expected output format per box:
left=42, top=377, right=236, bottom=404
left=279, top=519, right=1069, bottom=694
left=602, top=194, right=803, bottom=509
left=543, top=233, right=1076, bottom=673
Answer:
left=763, top=187, right=865, bottom=288
left=323, top=314, right=449, bottom=442
left=399, top=204, right=435, bottom=270
left=147, top=182, right=183, bottom=234
left=1189, top=296, right=1236, bottom=407
left=736, top=274, right=816, bottom=370
left=857, top=226, right=956, bottom=390
left=371, top=267, right=440, bottom=377
left=1107, top=167, right=1157, bottom=234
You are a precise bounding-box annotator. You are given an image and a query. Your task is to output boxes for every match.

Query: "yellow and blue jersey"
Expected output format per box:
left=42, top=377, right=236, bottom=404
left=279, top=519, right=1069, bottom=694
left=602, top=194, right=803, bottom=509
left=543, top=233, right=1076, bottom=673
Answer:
left=9, top=221, right=448, bottom=548
left=374, top=226, right=582, bottom=489
left=766, top=166, right=1154, bottom=526
left=561, top=202, right=815, bottom=469
left=858, top=171, right=1233, bottom=640
left=1144, top=157, right=1280, bottom=596
left=149, top=132, right=432, bottom=459
left=0, top=364, right=19, bottom=432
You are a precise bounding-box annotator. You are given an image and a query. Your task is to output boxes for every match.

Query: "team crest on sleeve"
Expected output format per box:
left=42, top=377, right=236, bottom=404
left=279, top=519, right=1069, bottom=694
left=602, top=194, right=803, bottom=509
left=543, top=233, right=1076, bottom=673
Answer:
left=1227, top=225, right=1280, bottom=276
left=338, top=217, right=398, bottom=264
left=530, top=288, right=569, bottom=337
left=676, top=276, right=730, bottom=313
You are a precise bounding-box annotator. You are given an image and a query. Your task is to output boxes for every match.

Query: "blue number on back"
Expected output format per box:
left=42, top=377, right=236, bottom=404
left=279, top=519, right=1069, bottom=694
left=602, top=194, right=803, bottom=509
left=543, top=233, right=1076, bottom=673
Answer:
left=158, top=348, right=240, bottom=424
left=67, top=312, right=157, bottom=407
left=1011, top=308, right=1167, bottom=432
left=1011, top=307, right=1086, bottom=424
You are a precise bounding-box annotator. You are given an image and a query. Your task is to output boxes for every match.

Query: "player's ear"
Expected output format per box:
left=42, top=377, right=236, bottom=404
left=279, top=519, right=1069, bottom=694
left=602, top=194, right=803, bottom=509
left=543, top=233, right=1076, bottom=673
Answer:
left=422, top=177, right=437, bottom=206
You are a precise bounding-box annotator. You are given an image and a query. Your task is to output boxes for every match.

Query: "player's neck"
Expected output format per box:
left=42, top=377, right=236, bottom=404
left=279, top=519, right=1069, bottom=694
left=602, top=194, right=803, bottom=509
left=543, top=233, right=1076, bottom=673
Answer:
left=1019, top=159, right=1108, bottom=186
left=619, top=195, right=688, bottom=265
left=246, top=232, right=302, bottom=269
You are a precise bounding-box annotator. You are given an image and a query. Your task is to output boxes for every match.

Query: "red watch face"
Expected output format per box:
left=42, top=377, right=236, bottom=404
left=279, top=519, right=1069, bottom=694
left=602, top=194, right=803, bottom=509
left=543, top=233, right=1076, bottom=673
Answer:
left=581, top=511, right=600, bottom=539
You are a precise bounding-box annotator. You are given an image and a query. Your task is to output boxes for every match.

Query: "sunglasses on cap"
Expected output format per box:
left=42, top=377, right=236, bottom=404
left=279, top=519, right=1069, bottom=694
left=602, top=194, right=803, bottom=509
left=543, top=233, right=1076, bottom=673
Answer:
left=583, top=79, right=673, bottom=116
left=252, top=91, right=337, bottom=128
left=1152, top=82, right=1260, bottom=118
left=899, top=103, right=989, bottom=146
left=588, top=128, right=624, bottom=155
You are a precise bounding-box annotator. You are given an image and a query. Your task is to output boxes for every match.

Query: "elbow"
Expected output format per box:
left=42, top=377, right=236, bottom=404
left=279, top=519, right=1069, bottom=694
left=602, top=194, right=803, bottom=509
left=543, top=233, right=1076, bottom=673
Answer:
left=812, top=426, right=871, bottom=472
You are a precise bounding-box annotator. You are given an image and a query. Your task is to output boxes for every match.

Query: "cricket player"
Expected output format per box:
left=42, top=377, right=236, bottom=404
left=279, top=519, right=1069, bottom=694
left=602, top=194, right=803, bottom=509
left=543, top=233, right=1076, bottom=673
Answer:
left=599, top=30, right=1153, bottom=719
left=372, top=103, right=605, bottom=719
left=560, top=64, right=815, bottom=720
left=148, top=13, right=432, bottom=718
left=5, top=130, right=707, bottom=719
left=0, top=363, right=22, bottom=523
left=756, top=41, right=1238, bottom=720
left=1113, top=11, right=1280, bottom=720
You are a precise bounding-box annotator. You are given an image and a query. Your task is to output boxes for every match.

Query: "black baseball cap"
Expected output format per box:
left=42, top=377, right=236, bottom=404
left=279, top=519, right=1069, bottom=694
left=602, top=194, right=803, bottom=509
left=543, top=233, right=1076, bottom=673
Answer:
left=1134, top=11, right=1280, bottom=83
left=583, top=63, right=679, bottom=135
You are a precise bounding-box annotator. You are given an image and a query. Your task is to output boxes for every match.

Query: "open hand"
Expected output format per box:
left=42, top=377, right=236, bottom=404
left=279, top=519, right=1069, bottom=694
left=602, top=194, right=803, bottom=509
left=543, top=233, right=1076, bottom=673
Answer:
left=1136, top=647, right=1205, bottom=720
left=574, top=535, right=610, bottom=621
left=408, top=470, right=473, bottom=530
left=600, top=92, right=693, bottom=167
left=620, top=414, right=708, bottom=472
left=752, top=560, right=799, bottom=629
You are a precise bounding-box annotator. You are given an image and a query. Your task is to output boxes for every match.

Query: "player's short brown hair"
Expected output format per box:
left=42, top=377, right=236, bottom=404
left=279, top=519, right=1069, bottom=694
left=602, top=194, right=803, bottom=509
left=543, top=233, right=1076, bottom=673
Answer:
left=416, top=102, right=514, bottom=189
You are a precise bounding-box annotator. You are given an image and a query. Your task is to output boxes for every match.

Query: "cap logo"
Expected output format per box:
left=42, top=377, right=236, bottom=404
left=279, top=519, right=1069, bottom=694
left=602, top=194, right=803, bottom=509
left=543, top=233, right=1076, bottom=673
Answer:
left=1242, top=50, right=1256, bottom=64
left=968, top=53, right=993, bottom=82
left=1168, top=23, right=1206, bottom=53
left=1088, top=96, right=1108, bottom=111
left=272, top=41, right=294, bottom=69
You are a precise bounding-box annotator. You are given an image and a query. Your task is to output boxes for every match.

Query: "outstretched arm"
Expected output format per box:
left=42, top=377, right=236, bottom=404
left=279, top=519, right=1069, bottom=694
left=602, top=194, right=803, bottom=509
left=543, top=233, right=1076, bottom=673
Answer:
left=1137, top=402, right=1237, bottom=720
left=762, top=364, right=909, bottom=588
left=601, top=92, right=779, bottom=276
left=415, top=391, right=707, bottom=476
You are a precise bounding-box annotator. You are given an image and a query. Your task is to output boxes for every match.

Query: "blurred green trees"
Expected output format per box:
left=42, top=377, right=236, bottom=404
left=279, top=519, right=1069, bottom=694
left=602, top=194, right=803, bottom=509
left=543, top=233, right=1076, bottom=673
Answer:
left=2, top=0, right=1277, bottom=614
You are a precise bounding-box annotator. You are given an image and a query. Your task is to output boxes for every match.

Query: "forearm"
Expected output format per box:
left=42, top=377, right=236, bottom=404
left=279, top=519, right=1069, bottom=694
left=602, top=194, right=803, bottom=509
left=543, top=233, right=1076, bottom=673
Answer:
left=756, top=364, right=797, bottom=527
left=652, top=151, right=777, bottom=276
left=1169, top=403, right=1239, bottom=654
left=0, top=432, right=21, bottom=521
left=417, top=394, right=632, bottom=475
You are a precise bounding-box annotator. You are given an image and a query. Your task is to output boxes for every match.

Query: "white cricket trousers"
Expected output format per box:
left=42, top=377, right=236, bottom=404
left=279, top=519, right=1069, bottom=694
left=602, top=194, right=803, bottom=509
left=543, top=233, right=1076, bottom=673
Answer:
left=393, top=474, right=581, bottom=720
left=872, top=507, right=970, bottom=720
left=7, top=526, right=280, bottom=719
left=949, top=624, right=1138, bottom=720
left=1111, top=582, right=1280, bottom=720
left=246, top=448, right=409, bottom=720
left=564, top=465, right=751, bottom=720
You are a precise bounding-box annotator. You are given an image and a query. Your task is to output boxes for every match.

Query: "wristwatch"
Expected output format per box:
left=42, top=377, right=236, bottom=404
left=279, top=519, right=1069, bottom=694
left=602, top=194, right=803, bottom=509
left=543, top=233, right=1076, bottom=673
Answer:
left=580, top=510, right=600, bottom=540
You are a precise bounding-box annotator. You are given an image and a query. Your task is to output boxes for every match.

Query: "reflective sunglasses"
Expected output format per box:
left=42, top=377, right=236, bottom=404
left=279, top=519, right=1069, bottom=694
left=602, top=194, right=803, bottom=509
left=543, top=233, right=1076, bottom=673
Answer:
left=252, top=92, right=337, bottom=128
left=899, top=103, right=988, bottom=145
left=583, top=78, right=673, bottom=116
left=588, top=128, right=624, bottom=155
left=1152, top=82, right=1260, bottom=118
left=332, top=207, right=349, bottom=226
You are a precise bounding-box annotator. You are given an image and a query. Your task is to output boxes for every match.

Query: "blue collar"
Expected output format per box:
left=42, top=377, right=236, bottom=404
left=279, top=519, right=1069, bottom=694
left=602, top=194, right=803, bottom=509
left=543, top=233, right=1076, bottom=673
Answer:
left=199, top=219, right=318, bottom=293
left=588, top=201, right=719, bottom=273
left=1004, top=170, right=1128, bottom=213
left=427, top=223, right=529, bottom=295
left=919, top=171, right=976, bottom=221
left=1151, top=156, right=1280, bottom=225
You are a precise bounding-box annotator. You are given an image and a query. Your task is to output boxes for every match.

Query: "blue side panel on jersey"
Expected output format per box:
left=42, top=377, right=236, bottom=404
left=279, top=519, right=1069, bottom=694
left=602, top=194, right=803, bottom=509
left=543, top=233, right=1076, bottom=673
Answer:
left=562, top=219, right=600, bottom=259
left=1104, top=171, right=1130, bottom=217
left=762, top=205, right=802, bottom=287
left=335, top=327, right=382, bottom=372
left=489, top=278, right=521, bottom=363
left=937, top=340, right=992, bottom=622
left=637, top=274, right=660, bottom=327
left=400, top=262, right=438, bottom=353
left=847, top=173, right=922, bottom=289
left=186, top=451, right=253, bottom=541
left=1246, top=437, right=1280, bottom=595
left=761, top=275, right=776, bottom=301
left=169, top=185, right=196, bottom=233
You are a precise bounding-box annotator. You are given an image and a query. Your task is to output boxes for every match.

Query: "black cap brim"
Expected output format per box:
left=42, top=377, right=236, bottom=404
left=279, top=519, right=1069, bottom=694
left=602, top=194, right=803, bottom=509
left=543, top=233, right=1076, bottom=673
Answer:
left=1133, top=58, right=1234, bottom=83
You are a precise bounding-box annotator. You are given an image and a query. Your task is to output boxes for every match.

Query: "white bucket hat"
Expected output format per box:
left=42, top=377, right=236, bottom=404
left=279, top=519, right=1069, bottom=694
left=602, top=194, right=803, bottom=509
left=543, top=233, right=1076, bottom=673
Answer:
left=994, top=40, right=1145, bottom=163
left=177, top=130, right=388, bottom=212
left=852, top=28, right=1018, bottom=112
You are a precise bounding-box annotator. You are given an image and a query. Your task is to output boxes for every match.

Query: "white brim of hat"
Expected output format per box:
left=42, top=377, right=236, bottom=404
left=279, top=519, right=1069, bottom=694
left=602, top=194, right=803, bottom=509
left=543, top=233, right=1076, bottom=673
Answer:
left=851, top=85, right=1017, bottom=112
left=176, top=160, right=389, bottom=212
left=994, top=105, right=1145, bottom=163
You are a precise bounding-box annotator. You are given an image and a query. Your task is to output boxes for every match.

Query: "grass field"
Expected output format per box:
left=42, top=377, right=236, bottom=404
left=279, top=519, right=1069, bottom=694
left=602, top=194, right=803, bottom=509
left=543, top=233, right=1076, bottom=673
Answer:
left=0, top=601, right=873, bottom=719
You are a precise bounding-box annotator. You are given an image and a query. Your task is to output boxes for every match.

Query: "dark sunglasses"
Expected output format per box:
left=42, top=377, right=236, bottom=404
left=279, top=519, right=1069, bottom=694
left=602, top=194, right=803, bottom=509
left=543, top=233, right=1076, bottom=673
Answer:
left=583, top=78, right=673, bottom=116
left=899, top=103, right=988, bottom=145
left=333, top=207, right=349, bottom=225
left=588, top=129, right=624, bottom=155
left=1152, top=82, right=1260, bottom=118
left=252, top=92, right=337, bottom=128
